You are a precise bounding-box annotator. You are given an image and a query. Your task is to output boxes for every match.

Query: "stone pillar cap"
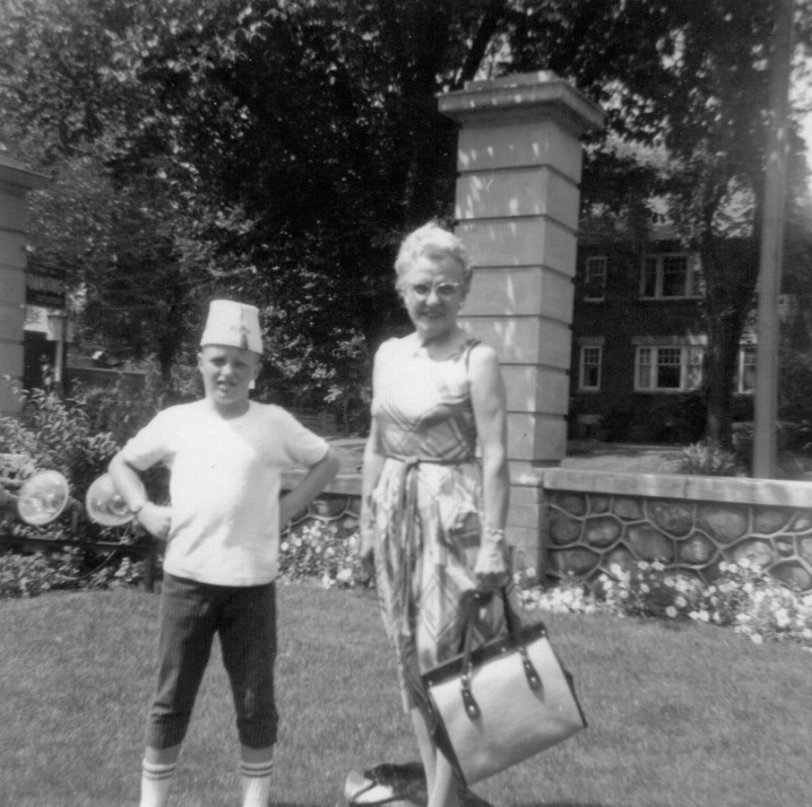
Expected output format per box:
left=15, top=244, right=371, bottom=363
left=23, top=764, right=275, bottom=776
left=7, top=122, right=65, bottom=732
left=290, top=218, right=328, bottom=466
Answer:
left=438, top=71, right=604, bottom=134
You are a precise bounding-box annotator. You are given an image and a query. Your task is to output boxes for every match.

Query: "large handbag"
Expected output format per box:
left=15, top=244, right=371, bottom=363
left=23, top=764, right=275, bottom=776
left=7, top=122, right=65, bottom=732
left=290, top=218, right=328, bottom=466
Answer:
left=420, top=588, right=586, bottom=787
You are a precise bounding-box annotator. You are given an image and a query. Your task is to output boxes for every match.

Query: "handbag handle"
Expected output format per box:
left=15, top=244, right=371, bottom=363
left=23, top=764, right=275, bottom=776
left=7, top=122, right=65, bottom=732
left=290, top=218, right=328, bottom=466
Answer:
left=458, top=588, right=542, bottom=720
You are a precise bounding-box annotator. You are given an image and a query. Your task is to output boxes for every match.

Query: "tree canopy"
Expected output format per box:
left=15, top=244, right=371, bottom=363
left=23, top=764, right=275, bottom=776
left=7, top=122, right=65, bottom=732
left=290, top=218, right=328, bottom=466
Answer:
left=1, top=0, right=811, bottom=437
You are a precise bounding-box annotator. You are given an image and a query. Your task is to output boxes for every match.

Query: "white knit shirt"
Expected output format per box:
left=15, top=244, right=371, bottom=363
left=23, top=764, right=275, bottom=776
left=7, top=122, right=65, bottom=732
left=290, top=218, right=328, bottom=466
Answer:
left=121, top=400, right=328, bottom=586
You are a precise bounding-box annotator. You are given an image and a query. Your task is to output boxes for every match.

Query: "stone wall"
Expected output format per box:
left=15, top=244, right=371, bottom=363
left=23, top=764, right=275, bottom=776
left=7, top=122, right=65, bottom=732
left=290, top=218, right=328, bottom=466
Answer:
left=543, top=468, right=812, bottom=593
left=285, top=467, right=812, bottom=594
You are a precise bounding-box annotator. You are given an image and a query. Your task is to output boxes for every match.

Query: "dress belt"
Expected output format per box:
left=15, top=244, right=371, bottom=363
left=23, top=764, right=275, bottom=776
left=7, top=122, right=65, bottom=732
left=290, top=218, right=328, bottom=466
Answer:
left=384, top=453, right=474, bottom=541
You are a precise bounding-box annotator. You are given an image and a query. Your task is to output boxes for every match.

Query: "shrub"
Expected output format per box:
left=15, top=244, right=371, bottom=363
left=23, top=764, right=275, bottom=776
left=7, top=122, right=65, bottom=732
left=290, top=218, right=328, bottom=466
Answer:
left=0, top=548, right=80, bottom=598
left=0, top=383, right=160, bottom=597
left=0, top=546, right=146, bottom=598
left=667, top=439, right=746, bottom=476
left=0, top=388, right=119, bottom=501
left=69, top=360, right=200, bottom=447
left=602, top=407, right=635, bottom=442
left=730, top=422, right=812, bottom=479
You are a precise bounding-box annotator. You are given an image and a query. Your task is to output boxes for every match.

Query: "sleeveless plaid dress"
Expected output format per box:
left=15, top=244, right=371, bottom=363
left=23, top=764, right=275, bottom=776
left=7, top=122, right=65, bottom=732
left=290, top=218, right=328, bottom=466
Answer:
left=369, top=336, right=505, bottom=715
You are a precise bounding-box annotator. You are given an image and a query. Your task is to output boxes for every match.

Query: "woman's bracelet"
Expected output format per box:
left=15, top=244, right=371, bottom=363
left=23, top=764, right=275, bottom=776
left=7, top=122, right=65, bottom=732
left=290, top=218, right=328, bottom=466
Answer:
left=483, top=526, right=506, bottom=541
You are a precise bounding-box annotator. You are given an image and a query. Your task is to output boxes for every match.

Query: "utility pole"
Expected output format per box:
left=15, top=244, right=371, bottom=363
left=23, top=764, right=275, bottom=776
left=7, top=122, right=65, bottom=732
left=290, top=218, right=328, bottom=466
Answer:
left=753, top=0, right=794, bottom=478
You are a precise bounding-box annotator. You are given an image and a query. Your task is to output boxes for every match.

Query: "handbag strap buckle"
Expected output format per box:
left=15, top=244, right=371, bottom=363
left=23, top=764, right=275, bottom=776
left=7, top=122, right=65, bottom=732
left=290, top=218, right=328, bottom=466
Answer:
left=461, top=684, right=480, bottom=719
left=522, top=655, right=541, bottom=690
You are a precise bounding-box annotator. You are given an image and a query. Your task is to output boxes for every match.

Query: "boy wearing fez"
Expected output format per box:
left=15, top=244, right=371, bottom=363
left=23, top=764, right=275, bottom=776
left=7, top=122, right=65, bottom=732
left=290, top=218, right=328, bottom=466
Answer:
left=109, top=300, right=340, bottom=807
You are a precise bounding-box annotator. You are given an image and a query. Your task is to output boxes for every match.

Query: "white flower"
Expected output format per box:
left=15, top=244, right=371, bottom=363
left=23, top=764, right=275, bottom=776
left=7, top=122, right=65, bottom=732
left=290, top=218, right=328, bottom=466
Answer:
left=750, top=633, right=764, bottom=644
left=665, top=606, right=678, bottom=618
left=675, top=595, right=688, bottom=608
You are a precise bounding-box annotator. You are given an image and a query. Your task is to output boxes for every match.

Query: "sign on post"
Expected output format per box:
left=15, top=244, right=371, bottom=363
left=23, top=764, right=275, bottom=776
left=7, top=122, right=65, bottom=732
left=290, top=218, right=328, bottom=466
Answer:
left=25, top=263, right=66, bottom=309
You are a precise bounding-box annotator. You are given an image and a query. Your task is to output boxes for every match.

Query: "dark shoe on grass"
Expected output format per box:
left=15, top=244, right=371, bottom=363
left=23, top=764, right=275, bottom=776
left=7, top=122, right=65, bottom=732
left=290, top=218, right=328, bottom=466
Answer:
left=341, top=761, right=494, bottom=807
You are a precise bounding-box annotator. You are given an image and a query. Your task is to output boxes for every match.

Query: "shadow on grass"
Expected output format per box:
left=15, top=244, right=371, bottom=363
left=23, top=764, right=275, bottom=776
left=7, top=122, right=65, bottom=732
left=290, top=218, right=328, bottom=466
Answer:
left=329, top=763, right=620, bottom=807
left=514, top=803, right=618, bottom=807
left=273, top=803, right=324, bottom=807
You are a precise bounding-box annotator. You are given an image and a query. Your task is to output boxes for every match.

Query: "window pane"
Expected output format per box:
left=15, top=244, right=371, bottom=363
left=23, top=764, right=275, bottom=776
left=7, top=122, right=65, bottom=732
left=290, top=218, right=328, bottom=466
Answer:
left=657, top=365, right=682, bottom=388
left=689, top=258, right=704, bottom=297
left=656, top=347, right=682, bottom=389
left=740, top=347, right=756, bottom=392
left=641, top=258, right=657, bottom=297
left=585, top=257, right=607, bottom=299
left=636, top=347, right=651, bottom=388
left=637, top=366, right=650, bottom=388
left=686, top=348, right=704, bottom=389
left=742, top=364, right=756, bottom=392
left=581, top=346, right=601, bottom=389
left=661, top=256, right=688, bottom=297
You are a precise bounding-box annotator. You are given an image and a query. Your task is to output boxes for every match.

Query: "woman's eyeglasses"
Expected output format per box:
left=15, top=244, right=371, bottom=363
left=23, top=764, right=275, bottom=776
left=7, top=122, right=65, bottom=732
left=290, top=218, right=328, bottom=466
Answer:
left=406, top=281, right=462, bottom=299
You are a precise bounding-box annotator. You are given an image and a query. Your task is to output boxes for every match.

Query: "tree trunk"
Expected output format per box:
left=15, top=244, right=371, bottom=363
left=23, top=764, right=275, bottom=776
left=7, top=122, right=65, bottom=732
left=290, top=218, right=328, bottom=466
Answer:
left=702, top=239, right=759, bottom=450
left=704, top=311, right=739, bottom=449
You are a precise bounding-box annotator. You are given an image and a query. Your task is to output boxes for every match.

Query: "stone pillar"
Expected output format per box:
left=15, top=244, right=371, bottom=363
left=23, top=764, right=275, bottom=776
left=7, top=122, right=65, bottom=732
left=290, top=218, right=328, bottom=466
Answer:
left=438, top=72, right=604, bottom=565
left=0, top=155, right=49, bottom=416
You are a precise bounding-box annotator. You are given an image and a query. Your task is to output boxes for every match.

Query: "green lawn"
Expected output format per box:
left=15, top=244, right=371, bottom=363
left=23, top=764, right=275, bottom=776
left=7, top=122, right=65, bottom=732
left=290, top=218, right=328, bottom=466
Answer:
left=1, top=584, right=810, bottom=807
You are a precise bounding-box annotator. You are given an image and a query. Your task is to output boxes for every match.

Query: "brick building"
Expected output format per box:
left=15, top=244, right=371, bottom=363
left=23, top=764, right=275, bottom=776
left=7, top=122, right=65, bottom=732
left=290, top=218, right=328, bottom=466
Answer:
left=568, top=236, right=761, bottom=443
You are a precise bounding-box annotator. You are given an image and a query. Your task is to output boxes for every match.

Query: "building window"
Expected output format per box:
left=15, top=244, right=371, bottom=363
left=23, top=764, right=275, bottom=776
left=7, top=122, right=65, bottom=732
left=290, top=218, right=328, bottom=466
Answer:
left=584, top=256, right=607, bottom=301
left=640, top=253, right=703, bottom=299
left=736, top=345, right=756, bottom=393
left=579, top=345, right=602, bottom=391
left=635, top=345, right=704, bottom=392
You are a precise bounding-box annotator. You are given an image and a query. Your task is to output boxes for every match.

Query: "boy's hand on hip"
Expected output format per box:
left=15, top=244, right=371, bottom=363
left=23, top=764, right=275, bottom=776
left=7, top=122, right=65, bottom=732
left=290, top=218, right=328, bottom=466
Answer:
left=136, top=502, right=171, bottom=540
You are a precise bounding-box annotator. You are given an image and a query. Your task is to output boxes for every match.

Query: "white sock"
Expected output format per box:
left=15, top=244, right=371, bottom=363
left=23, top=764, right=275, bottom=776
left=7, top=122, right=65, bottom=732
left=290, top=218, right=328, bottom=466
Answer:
left=240, top=757, right=274, bottom=807
left=139, top=759, right=176, bottom=807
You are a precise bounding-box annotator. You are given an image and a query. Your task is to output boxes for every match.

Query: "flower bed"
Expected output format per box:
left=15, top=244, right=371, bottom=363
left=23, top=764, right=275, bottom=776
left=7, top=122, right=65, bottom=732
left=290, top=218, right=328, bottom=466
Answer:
left=515, top=558, right=812, bottom=649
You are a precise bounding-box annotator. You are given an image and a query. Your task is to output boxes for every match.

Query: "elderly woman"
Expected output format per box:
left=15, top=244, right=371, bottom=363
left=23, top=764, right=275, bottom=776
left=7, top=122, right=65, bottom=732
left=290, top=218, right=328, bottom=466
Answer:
left=360, top=222, right=511, bottom=807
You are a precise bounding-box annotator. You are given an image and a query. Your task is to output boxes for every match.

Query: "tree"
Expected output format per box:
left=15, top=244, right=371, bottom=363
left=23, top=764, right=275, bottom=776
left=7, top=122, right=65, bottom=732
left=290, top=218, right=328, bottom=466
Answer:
left=3, top=0, right=811, bottom=441
left=531, top=0, right=812, bottom=447
left=0, top=0, right=216, bottom=382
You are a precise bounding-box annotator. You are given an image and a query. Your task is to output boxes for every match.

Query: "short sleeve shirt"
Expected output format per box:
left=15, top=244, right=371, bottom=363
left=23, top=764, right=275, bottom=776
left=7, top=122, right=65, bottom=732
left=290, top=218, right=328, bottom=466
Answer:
left=120, top=400, right=328, bottom=586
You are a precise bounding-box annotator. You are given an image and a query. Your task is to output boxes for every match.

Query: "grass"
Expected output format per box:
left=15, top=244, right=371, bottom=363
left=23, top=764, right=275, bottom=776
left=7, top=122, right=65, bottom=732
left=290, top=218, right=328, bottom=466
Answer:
left=1, top=585, right=810, bottom=807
